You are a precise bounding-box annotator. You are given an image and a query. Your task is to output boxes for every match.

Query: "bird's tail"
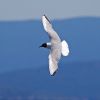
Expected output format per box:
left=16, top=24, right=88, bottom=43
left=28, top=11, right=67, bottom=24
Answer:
left=61, top=40, right=69, bottom=56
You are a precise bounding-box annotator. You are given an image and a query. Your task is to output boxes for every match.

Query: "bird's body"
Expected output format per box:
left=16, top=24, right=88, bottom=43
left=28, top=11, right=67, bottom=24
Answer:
left=40, top=15, right=69, bottom=76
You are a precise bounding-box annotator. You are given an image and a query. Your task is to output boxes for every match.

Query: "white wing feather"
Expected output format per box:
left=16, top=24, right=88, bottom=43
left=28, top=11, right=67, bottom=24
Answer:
left=42, top=15, right=61, bottom=42
left=49, top=54, right=58, bottom=76
left=49, top=47, right=61, bottom=76
left=48, top=42, right=61, bottom=76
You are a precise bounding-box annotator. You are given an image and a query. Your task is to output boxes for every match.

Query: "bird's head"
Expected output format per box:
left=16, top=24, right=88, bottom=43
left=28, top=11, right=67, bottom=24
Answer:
left=40, top=43, right=47, bottom=48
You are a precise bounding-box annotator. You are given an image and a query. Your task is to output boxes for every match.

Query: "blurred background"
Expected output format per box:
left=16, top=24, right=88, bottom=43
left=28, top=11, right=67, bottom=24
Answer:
left=0, top=0, right=100, bottom=100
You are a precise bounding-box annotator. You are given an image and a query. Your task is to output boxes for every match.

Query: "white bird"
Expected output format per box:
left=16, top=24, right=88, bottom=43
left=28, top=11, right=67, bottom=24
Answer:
left=40, top=15, right=69, bottom=76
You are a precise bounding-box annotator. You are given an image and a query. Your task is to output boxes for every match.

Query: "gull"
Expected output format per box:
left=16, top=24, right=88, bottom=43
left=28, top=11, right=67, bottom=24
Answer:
left=40, top=15, right=69, bottom=76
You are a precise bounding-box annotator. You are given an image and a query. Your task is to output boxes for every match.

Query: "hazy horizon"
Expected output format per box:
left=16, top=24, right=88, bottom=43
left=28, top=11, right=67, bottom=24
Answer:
left=0, top=0, right=100, bottom=20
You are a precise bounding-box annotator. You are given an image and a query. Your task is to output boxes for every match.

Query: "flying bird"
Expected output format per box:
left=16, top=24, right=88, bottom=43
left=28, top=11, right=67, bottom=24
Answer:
left=40, top=15, right=69, bottom=76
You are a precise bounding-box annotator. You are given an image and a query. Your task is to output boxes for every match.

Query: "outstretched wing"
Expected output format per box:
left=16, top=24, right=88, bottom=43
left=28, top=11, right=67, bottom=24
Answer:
left=49, top=46, right=61, bottom=76
left=49, top=54, right=58, bottom=76
left=42, top=15, right=61, bottom=42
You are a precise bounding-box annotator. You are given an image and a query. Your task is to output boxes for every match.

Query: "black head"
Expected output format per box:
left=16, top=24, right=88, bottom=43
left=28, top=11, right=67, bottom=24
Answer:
left=40, top=43, right=47, bottom=48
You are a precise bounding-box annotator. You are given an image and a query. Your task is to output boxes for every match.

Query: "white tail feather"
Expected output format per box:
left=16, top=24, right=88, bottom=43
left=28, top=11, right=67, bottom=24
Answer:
left=61, top=40, right=69, bottom=56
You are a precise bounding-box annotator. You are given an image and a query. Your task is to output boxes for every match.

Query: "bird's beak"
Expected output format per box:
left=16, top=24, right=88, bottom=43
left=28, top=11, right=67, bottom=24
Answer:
left=39, top=45, right=42, bottom=48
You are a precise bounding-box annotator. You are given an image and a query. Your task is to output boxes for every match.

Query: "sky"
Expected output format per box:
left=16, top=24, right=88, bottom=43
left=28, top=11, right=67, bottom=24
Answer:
left=0, top=0, right=100, bottom=20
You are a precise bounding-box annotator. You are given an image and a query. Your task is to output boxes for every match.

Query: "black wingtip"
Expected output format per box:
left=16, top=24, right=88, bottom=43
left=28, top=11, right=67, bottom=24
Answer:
left=43, top=14, right=51, bottom=24
left=50, top=71, right=57, bottom=76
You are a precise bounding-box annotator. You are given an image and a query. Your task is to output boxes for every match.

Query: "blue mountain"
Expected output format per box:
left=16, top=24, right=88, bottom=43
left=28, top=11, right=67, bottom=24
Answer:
left=0, top=17, right=100, bottom=99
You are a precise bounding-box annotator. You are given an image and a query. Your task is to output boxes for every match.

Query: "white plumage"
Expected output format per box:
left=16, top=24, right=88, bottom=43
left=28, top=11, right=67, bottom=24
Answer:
left=61, top=40, right=69, bottom=56
left=41, top=15, right=69, bottom=76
